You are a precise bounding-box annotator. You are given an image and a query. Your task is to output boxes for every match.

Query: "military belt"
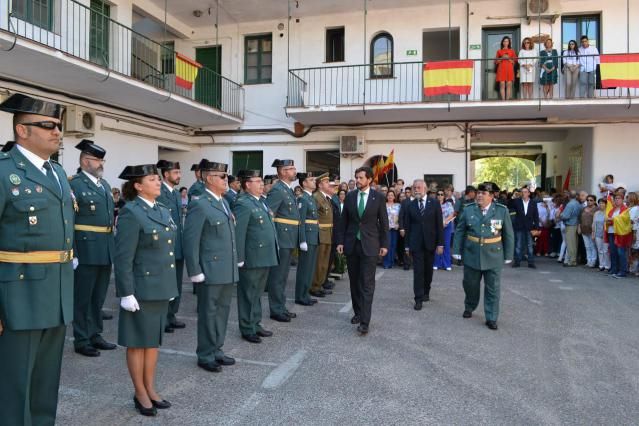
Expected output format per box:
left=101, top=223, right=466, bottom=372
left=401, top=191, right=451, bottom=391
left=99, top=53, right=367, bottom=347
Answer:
left=305, top=220, right=319, bottom=225
left=318, top=223, right=333, bottom=228
left=0, top=249, right=74, bottom=264
left=467, top=236, right=502, bottom=244
left=74, top=224, right=113, bottom=233
left=274, top=218, right=300, bottom=226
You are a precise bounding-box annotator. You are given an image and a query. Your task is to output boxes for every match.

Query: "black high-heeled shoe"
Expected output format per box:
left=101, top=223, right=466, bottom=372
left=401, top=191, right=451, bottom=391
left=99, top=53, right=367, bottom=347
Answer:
left=133, top=396, right=157, bottom=416
left=151, top=399, right=172, bottom=409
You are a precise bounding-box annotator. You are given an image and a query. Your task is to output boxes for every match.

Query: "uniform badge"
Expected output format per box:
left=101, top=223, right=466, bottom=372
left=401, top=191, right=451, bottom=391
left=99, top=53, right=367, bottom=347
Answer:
left=28, top=216, right=38, bottom=225
left=11, top=187, right=19, bottom=196
left=9, top=174, right=21, bottom=185
left=298, top=202, right=302, bottom=209
left=153, top=234, right=159, bottom=241
left=24, top=188, right=32, bottom=194
left=90, top=205, right=96, bottom=211
left=35, top=185, right=43, bottom=193
left=490, top=219, right=503, bottom=235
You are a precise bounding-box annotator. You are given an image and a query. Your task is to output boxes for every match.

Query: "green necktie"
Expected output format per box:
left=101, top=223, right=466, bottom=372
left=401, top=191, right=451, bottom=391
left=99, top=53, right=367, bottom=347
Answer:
left=357, top=191, right=365, bottom=240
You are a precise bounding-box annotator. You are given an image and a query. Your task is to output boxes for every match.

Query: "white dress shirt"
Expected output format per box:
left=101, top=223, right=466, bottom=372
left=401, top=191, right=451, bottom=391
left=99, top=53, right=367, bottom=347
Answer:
left=137, top=195, right=156, bottom=208
left=163, top=181, right=175, bottom=192
left=16, top=144, right=61, bottom=186
left=522, top=199, right=529, bottom=215
left=578, top=46, right=600, bottom=72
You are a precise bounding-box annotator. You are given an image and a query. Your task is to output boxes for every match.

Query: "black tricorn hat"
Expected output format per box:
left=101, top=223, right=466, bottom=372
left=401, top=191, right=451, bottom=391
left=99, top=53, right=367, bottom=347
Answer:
left=118, top=164, right=159, bottom=180
left=271, top=159, right=294, bottom=168
left=75, top=139, right=106, bottom=159
left=1, top=141, right=16, bottom=153
left=478, top=182, right=500, bottom=193
left=238, top=169, right=261, bottom=179
left=263, top=174, right=276, bottom=184
left=465, top=185, right=477, bottom=194
left=227, top=175, right=237, bottom=183
left=0, top=94, right=63, bottom=119
left=296, top=171, right=319, bottom=180
left=190, top=163, right=200, bottom=171
left=156, top=159, right=181, bottom=170
left=199, top=159, right=228, bottom=173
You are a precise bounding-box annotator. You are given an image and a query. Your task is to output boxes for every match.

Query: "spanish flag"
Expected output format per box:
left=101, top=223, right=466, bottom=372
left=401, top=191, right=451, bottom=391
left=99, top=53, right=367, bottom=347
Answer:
left=175, top=53, right=203, bottom=90
left=605, top=194, right=633, bottom=247
left=600, top=54, right=639, bottom=89
left=380, top=149, right=395, bottom=176
left=423, top=60, right=473, bottom=96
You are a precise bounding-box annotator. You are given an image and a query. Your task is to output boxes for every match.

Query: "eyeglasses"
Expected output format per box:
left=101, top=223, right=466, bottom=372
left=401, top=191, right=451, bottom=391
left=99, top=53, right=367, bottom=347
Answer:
left=19, top=121, right=63, bottom=131
left=209, top=173, right=228, bottom=179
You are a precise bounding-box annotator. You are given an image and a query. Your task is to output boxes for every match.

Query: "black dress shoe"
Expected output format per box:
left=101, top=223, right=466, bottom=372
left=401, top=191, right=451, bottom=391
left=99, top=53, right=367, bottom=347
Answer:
left=215, top=355, right=236, bottom=366
left=285, top=311, right=297, bottom=318
left=151, top=399, right=171, bottom=409
left=164, top=325, right=175, bottom=333
left=242, top=334, right=262, bottom=343
left=75, top=346, right=100, bottom=357
left=270, top=313, right=291, bottom=322
left=350, top=315, right=361, bottom=324
left=322, top=281, right=335, bottom=290
left=91, top=337, right=117, bottom=350
left=169, top=320, right=186, bottom=329
left=414, top=301, right=423, bottom=311
left=133, top=397, right=157, bottom=416
left=310, top=299, right=318, bottom=305
left=485, top=320, right=498, bottom=330
left=256, top=329, right=273, bottom=337
left=101, top=310, right=113, bottom=320
left=512, top=263, right=520, bottom=268
left=528, top=264, right=536, bottom=269
left=424, top=295, right=430, bottom=302
left=309, top=290, right=326, bottom=298
left=357, top=324, right=369, bottom=334
left=198, top=361, right=222, bottom=372
left=462, top=310, right=472, bottom=318
left=295, top=300, right=315, bottom=306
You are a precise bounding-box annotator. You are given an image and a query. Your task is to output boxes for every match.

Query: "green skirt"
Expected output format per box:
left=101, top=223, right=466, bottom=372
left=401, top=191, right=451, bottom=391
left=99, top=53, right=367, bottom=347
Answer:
left=118, top=300, right=169, bottom=348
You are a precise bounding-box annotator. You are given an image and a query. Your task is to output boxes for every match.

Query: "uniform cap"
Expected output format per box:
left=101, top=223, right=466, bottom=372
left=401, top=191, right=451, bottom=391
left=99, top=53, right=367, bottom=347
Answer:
left=227, top=175, right=237, bottom=183
left=263, top=174, right=276, bottom=184
left=199, top=159, right=228, bottom=173
left=296, top=171, right=319, bottom=180
left=75, top=139, right=106, bottom=159
left=478, top=181, right=500, bottom=193
left=118, top=164, right=159, bottom=180
left=156, top=159, right=181, bottom=170
left=0, top=94, right=63, bottom=119
left=271, top=158, right=295, bottom=168
left=316, top=172, right=330, bottom=183
left=464, top=185, right=477, bottom=194
left=238, top=169, right=261, bottom=179
left=190, top=163, right=200, bottom=171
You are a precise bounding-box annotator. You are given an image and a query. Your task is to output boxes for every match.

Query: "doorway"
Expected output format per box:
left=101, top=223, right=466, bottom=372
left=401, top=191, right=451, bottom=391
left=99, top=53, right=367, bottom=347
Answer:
left=195, top=46, right=222, bottom=109
left=482, top=27, right=520, bottom=100
left=422, top=29, right=460, bottom=102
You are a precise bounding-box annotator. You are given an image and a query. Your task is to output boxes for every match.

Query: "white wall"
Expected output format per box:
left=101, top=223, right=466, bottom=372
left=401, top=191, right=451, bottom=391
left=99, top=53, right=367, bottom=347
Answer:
left=592, top=124, right=639, bottom=193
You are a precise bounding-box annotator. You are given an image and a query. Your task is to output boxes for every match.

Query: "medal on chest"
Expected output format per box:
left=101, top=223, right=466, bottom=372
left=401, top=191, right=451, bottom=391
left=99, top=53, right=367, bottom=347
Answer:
left=490, top=219, right=502, bottom=235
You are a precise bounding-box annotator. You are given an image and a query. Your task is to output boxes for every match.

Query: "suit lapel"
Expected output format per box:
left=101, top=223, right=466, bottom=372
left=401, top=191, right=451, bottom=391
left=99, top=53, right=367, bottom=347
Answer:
left=12, top=149, right=62, bottom=200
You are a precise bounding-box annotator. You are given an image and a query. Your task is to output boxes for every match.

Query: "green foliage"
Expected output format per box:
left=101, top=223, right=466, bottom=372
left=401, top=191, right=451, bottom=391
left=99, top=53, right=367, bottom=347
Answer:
left=474, top=157, right=535, bottom=191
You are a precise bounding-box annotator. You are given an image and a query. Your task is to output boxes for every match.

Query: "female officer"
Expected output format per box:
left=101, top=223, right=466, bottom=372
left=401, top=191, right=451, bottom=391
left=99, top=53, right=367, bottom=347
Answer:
left=115, top=164, right=178, bottom=416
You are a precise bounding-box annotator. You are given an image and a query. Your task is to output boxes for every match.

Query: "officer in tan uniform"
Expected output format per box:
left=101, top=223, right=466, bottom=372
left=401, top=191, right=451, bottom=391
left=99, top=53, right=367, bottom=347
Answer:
left=311, top=172, right=335, bottom=297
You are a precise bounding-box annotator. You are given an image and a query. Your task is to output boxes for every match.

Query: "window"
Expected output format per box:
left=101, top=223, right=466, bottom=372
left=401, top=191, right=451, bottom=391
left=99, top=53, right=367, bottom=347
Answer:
left=12, top=0, right=54, bottom=31
left=370, top=32, right=393, bottom=78
left=306, top=150, right=340, bottom=177
left=562, top=15, right=600, bottom=52
left=245, top=34, right=272, bottom=84
left=232, top=151, right=263, bottom=175
left=325, top=27, right=345, bottom=63
left=90, top=0, right=110, bottom=66
left=161, top=41, right=175, bottom=74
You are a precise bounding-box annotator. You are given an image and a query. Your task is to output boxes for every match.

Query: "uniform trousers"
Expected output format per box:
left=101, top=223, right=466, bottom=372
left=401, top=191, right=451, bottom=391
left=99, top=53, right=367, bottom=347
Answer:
left=463, top=266, right=502, bottom=322
left=238, top=267, right=269, bottom=336
left=73, top=264, right=112, bottom=348
left=167, top=259, right=184, bottom=324
left=0, top=325, right=66, bottom=426
left=267, top=247, right=294, bottom=316
left=197, top=283, right=234, bottom=363
left=564, top=225, right=578, bottom=266
left=295, top=244, right=318, bottom=302
left=346, top=240, right=378, bottom=326
left=312, top=243, right=332, bottom=292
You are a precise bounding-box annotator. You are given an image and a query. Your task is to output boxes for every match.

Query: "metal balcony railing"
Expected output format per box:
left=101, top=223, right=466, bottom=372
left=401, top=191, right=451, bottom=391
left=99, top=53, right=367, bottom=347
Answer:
left=287, top=55, right=638, bottom=109
left=0, top=0, right=244, bottom=120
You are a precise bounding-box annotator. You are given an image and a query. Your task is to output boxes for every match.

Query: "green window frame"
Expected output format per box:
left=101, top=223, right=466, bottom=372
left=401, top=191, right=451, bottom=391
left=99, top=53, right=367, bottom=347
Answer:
left=89, top=0, right=110, bottom=66
left=12, top=0, right=54, bottom=32
left=244, top=34, right=272, bottom=85
left=232, top=151, right=263, bottom=175
left=561, top=14, right=601, bottom=52
left=161, top=41, right=175, bottom=74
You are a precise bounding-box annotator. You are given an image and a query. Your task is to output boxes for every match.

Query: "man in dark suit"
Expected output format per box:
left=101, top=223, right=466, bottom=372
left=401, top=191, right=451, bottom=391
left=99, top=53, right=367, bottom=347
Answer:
left=336, top=167, right=389, bottom=335
left=512, top=186, right=540, bottom=268
left=404, top=179, right=444, bottom=310
left=398, top=187, right=414, bottom=270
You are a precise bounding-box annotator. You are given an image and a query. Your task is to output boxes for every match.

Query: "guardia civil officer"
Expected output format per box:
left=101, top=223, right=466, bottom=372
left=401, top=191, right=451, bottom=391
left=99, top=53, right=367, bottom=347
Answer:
left=70, top=140, right=117, bottom=357
left=115, top=164, right=178, bottom=416
left=265, top=159, right=302, bottom=322
left=224, top=174, right=240, bottom=206
left=184, top=160, right=238, bottom=372
left=452, top=182, right=515, bottom=330
left=156, top=160, right=186, bottom=333
left=294, top=171, right=321, bottom=305
left=0, top=94, right=74, bottom=425
left=311, top=173, right=336, bottom=297
left=187, top=162, right=205, bottom=201
left=233, top=170, right=278, bottom=343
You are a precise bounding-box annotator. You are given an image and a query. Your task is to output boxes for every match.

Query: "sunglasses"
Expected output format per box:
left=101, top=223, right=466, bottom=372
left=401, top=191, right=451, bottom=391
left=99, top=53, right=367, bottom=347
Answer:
left=209, top=173, right=228, bottom=179
left=437, top=193, right=444, bottom=196
left=19, top=121, right=63, bottom=131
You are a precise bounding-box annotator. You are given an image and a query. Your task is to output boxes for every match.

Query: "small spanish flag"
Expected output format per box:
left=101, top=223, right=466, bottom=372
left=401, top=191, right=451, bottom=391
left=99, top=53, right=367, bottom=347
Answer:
left=600, top=54, right=639, bottom=89
left=423, top=60, right=473, bottom=96
left=175, top=53, right=203, bottom=90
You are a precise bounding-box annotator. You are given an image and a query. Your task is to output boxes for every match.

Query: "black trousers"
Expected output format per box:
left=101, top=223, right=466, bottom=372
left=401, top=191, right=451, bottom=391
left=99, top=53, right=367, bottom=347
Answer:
left=412, top=249, right=435, bottom=302
left=346, top=240, right=378, bottom=326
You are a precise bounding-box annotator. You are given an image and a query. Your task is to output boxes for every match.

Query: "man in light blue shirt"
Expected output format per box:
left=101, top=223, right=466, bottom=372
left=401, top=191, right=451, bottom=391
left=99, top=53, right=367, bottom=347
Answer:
left=578, top=36, right=600, bottom=98
left=560, top=191, right=583, bottom=266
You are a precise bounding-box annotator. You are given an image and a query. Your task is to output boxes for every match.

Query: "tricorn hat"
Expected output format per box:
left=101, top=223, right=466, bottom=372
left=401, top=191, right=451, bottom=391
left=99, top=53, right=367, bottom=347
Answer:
left=156, top=159, right=181, bottom=170
left=118, top=164, right=159, bottom=180
left=271, top=159, right=294, bottom=168
left=263, top=174, right=276, bottom=184
left=0, top=94, right=63, bottom=119
left=75, top=139, right=107, bottom=159
left=190, top=163, right=200, bottom=171
left=238, top=169, right=261, bottom=179
left=478, top=181, right=500, bottom=193
left=198, top=159, right=228, bottom=173
left=227, top=175, right=237, bottom=183
left=464, top=185, right=477, bottom=194
left=1, top=141, right=16, bottom=153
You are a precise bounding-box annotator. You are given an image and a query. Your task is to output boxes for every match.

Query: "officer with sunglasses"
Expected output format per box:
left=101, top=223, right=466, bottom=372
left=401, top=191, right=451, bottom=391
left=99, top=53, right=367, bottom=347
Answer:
left=0, top=94, right=75, bottom=425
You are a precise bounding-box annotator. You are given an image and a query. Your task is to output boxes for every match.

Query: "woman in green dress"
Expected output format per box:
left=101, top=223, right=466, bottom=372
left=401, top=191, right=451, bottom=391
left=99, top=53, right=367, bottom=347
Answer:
left=115, top=164, right=178, bottom=416
left=539, top=38, right=559, bottom=99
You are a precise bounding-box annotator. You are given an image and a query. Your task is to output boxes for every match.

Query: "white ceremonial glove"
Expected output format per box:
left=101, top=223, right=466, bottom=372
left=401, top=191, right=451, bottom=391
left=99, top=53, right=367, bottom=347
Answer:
left=72, top=258, right=79, bottom=270
left=299, top=242, right=308, bottom=252
left=505, top=259, right=513, bottom=264
left=452, top=254, right=462, bottom=260
left=190, top=273, right=205, bottom=283
left=238, top=262, right=245, bottom=268
left=169, top=297, right=175, bottom=301
left=120, top=295, right=140, bottom=312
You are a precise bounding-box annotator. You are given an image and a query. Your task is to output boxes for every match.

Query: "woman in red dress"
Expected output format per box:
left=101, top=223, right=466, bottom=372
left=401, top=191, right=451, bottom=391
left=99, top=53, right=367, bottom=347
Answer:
left=494, top=36, right=517, bottom=100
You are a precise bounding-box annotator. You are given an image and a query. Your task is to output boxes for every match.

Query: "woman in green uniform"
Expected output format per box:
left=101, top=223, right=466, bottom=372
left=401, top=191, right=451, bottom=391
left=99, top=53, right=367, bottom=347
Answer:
left=115, top=164, right=178, bottom=416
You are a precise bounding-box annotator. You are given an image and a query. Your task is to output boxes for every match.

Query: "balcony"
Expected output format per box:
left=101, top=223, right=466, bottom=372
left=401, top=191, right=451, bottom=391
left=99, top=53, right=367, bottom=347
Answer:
left=0, top=0, right=243, bottom=126
left=286, top=57, right=639, bottom=125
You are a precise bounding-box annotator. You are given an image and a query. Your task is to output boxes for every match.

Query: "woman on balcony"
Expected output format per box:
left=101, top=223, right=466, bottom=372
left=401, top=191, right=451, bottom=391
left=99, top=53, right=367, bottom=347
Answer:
left=562, top=40, right=580, bottom=99
left=518, top=37, right=536, bottom=99
left=539, top=38, right=559, bottom=99
left=495, top=36, right=517, bottom=100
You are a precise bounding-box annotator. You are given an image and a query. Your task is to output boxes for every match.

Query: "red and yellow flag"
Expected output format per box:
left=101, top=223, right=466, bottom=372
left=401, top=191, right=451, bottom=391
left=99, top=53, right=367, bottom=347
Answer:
left=175, top=53, right=203, bottom=90
left=600, top=54, right=639, bottom=89
left=605, top=193, right=633, bottom=247
left=423, top=60, right=473, bottom=96
left=380, top=149, right=395, bottom=176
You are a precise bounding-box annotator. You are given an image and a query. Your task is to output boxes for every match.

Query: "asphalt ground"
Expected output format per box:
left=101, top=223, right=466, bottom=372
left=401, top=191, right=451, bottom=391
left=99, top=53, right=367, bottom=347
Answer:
left=57, top=257, right=639, bottom=425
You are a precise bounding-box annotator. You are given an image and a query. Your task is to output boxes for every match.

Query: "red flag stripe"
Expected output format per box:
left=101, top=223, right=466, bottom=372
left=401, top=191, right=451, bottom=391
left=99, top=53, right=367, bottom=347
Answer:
left=601, top=79, right=639, bottom=88
left=424, top=60, right=474, bottom=71
left=600, top=54, right=639, bottom=63
left=423, top=86, right=472, bottom=96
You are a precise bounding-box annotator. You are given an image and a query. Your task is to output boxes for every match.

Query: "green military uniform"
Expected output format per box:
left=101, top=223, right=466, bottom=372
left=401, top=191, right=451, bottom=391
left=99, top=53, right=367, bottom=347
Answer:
left=70, top=167, right=115, bottom=351
left=266, top=177, right=303, bottom=317
left=233, top=188, right=278, bottom=338
left=295, top=186, right=320, bottom=303
left=183, top=165, right=238, bottom=365
left=311, top=182, right=334, bottom=293
left=114, top=194, right=178, bottom=347
left=0, top=95, right=74, bottom=426
left=188, top=179, right=205, bottom=201
left=224, top=188, right=239, bottom=207
left=453, top=197, right=514, bottom=324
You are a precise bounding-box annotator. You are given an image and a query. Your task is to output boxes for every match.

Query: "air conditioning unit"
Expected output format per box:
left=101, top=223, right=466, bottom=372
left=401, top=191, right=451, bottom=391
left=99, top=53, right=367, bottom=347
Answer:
left=65, top=105, right=96, bottom=134
left=526, top=0, right=561, bottom=20
left=339, top=135, right=366, bottom=155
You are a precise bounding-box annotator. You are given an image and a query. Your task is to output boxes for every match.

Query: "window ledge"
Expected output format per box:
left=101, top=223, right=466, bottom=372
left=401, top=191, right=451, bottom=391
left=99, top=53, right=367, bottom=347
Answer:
left=365, top=76, right=397, bottom=81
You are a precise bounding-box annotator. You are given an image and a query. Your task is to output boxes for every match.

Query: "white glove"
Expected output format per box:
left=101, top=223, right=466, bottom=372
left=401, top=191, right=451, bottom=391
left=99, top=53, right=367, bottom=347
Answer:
left=169, top=297, right=175, bottom=301
left=299, top=242, right=308, bottom=252
left=452, top=254, right=462, bottom=260
left=190, top=273, right=205, bottom=283
left=505, top=260, right=513, bottom=264
left=120, top=295, right=140, bottom=312
left=238, top=262, right=245, bottom=268
left=72, top=258, right=79, bottom=270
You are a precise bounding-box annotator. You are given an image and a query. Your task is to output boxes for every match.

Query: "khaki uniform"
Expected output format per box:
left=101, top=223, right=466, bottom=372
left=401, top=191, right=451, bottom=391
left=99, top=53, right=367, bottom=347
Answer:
left=311, top=191, right=334, bottom=292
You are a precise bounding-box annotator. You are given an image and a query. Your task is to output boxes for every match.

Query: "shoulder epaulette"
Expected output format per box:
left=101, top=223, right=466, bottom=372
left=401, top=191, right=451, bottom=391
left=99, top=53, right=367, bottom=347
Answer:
left=0, top=152, right=10, bottom=159
left=494, top=202, right=508, bottom=209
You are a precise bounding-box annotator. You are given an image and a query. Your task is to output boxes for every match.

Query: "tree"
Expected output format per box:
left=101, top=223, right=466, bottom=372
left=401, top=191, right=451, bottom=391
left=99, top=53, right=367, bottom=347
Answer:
left=474, top=157, right=535, bottom=191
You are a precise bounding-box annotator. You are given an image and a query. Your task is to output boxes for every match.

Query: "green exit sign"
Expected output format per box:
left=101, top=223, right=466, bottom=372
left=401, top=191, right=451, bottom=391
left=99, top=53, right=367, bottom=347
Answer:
left=406, top=49, right=418, bottom=56
left=469, top=44, right=482, bottom=50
